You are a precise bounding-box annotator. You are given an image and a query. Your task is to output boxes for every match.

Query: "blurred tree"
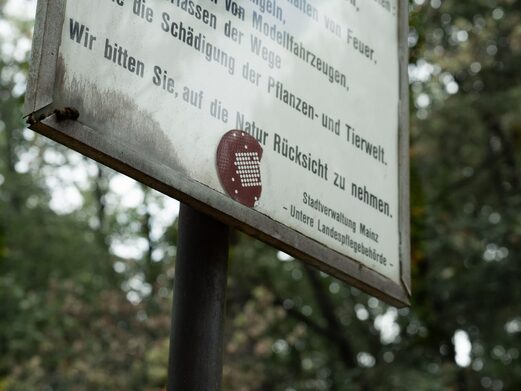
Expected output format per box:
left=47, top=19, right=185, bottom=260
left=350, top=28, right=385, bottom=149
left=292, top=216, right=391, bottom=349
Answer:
left=0, top=3, right=169, bottom=389
left=406, top=0, right=521, bottom=389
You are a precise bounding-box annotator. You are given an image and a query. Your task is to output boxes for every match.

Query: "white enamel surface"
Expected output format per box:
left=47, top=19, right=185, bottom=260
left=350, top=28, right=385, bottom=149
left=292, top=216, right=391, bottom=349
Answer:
left=58, top=0, right=401, bottom=282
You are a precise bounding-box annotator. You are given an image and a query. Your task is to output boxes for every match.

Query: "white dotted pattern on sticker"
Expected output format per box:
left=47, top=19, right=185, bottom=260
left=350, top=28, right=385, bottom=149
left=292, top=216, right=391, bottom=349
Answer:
left=234, top=151, right=262, bottom=188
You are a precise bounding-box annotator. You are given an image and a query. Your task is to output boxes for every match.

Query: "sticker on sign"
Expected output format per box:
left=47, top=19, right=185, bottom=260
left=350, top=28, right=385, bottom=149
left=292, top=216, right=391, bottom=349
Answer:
left=25, top=0, right=410, bottom=306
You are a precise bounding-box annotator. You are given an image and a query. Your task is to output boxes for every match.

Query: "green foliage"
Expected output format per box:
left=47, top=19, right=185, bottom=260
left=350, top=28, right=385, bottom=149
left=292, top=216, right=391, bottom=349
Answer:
left=1, top=0, right=520, bottom=390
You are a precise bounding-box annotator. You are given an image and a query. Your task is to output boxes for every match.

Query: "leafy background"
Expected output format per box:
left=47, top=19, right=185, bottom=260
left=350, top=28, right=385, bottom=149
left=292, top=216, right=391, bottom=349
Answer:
left=1, top=0, right=520, bottom=389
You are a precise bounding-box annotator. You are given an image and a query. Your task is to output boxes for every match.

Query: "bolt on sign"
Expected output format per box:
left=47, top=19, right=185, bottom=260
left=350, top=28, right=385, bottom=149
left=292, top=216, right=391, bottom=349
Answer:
left=26, top=0, right=410, bottom=306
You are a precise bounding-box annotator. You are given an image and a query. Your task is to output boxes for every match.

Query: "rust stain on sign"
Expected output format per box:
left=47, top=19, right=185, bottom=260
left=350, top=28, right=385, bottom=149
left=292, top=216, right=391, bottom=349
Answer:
left=53, top=56, right=187, bottom=176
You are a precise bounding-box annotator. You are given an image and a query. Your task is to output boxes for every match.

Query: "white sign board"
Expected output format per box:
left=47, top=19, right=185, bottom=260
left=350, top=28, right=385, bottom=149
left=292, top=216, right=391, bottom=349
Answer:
left=26, top=0, right=410, bottom=306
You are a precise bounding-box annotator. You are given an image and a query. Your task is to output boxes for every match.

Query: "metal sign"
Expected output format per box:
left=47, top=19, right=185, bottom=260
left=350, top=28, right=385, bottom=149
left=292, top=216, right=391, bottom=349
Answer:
left=25, top=0, right=410, bottom=306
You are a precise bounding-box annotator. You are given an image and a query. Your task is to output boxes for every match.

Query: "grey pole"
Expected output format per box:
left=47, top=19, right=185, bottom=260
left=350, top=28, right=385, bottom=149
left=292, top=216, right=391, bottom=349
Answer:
left=167, top=204, right=229, bottom=391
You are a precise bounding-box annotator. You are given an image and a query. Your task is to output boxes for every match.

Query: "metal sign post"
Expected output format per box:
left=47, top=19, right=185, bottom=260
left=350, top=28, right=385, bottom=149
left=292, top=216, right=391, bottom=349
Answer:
left=167, top=204, right=229, bottom=391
